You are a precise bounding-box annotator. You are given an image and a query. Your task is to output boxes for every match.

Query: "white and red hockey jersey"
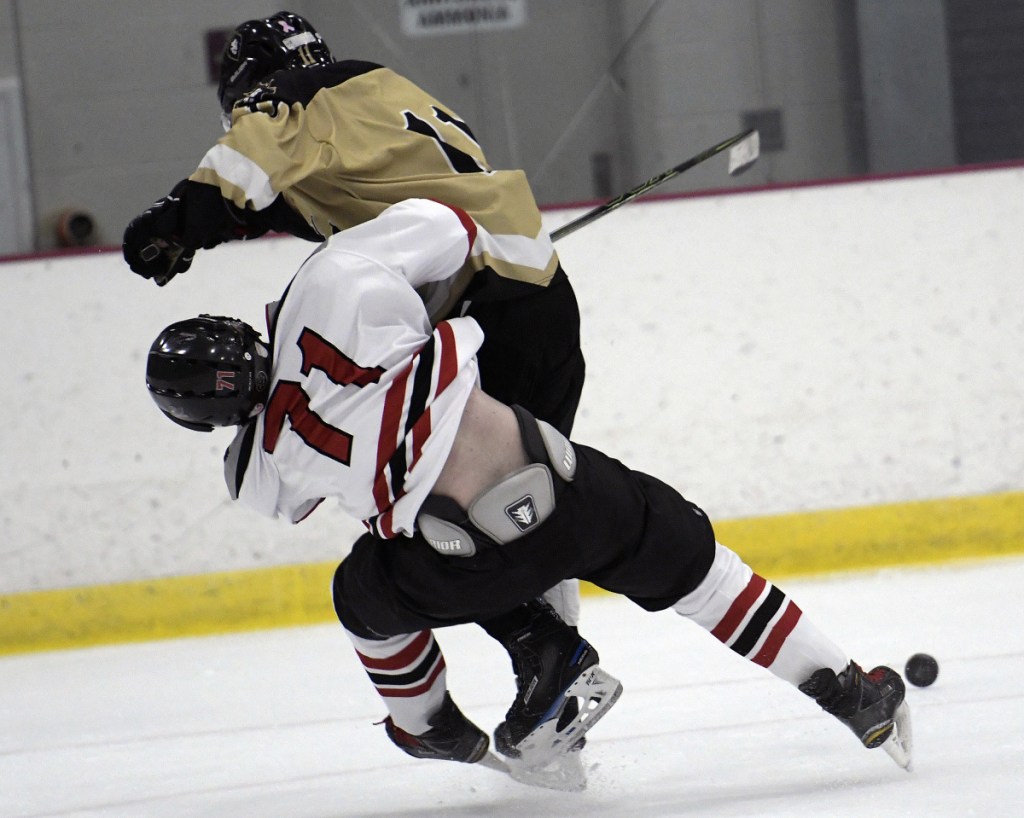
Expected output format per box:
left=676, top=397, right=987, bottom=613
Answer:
left=223, top=198, right=490, bottom=537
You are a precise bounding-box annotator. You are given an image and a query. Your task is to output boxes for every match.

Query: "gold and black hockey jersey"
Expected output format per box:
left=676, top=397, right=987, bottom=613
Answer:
left=188, top=60, right=561, bottom=317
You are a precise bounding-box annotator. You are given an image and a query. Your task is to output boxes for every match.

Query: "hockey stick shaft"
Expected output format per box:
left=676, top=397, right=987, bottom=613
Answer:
left=550, top=128, right=759, bottom=242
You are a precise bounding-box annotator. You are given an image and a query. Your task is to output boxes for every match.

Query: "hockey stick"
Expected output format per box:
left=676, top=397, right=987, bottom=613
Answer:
left=550, top=128, right=760, bottom=242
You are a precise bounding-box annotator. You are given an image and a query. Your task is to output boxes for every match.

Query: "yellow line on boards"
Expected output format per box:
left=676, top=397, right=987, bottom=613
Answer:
left=2, top=491, right=1022, bottom=656
left=716, top=490, right=1024, bottom=578
left=0, top=563, right=339, bottom=656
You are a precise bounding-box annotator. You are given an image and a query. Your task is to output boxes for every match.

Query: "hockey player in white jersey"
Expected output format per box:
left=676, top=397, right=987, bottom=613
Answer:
left=122, top=11, right=586, bottom=734
left=146, top=198, right=912, bottom=787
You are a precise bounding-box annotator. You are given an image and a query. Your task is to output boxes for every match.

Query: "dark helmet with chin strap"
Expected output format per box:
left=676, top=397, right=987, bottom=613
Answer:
left=147, top=315, right=271, bottom=432
left=218, top=10, right=333, bottom=120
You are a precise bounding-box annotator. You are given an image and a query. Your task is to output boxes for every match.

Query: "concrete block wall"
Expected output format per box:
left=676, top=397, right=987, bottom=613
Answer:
left=4, top=1, right=871, bottom=253
left=618, top=0, right=855, bottom=192
left=8, top=0, right=281, bottom=250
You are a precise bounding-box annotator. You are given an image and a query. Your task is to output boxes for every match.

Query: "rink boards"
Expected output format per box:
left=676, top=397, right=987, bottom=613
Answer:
left=3, top=489, right=1022, bottom=654
left=3, top=165, right=1024, bottom=655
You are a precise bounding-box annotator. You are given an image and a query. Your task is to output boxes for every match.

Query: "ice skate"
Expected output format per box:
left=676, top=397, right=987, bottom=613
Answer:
left=492, top=603, right=623, bottom=789
left=480, top=735, right=591, bottom=792
left=800, top=661, right=913, bottom=770
left=383, top=692, right=489, bottom=764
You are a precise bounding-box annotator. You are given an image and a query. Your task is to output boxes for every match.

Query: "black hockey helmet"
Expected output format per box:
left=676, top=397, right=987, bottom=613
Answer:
left=218, top=10, right=333, bottom=118
left=146, top=315, right=271, bottom=433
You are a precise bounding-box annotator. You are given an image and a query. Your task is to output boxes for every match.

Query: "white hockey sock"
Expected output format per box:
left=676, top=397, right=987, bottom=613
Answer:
left=543, top=578, right=581, bottom=626
left=344, top=628, right=448, bottom=735
left=672, top=542, right=848, bottom=686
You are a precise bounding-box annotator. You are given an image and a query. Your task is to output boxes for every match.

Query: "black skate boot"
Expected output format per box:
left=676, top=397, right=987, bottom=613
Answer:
left=383, top=692, right=489, bottom=764
left=800, top=661, right=913, bottom=769
left=492, top=601, right=622, bottom=770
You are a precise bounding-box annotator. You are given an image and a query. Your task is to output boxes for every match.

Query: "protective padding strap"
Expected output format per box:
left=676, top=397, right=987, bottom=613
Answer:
left=468, top=463, right=555, bottom=544
left=419, top=464, right=556, bottom=555
left=537, top=419, right=576, bottom=481
left=417, top=405, right=576, bottom=556
left=512, top=404, right=576, bottom=482
left=418, top=513, right=477, bottom=558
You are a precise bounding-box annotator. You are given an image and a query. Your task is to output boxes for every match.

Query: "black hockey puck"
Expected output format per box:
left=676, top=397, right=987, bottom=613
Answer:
left=905, top=653, right=939, bottom=687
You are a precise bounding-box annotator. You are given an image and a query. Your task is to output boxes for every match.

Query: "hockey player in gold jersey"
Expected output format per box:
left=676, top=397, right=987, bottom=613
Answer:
left=124, top=10, right=581, bottom=434
left=122, top=8, right=587, bottom=755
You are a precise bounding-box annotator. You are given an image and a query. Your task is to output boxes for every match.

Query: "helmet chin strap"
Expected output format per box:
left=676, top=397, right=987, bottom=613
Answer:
left=166, top=414, right=215, bottom=433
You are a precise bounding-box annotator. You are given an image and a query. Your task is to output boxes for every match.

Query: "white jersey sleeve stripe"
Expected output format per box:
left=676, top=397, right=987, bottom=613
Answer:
left=474, top=223, right=555, bottom=270
left=197, top=144, right=277, bottom=210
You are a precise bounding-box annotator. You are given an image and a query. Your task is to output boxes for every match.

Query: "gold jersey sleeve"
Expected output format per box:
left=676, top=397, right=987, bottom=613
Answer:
left=190, top=63, right=560, bottom=305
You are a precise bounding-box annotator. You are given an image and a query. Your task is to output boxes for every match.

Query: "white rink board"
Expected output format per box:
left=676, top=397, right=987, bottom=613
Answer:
left=2, top=167, right=1023, bottom=594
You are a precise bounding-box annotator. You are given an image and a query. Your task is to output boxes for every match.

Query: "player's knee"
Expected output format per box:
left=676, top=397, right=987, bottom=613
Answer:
left=331, top=560, right=382, bottom=639
left=680, top=499, right=718, bottom=592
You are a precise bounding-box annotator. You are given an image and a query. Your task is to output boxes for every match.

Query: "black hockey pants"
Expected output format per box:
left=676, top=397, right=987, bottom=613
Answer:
left=461, top=274, right=585, bottom=437
left=333, top=441, right=717, bottom=639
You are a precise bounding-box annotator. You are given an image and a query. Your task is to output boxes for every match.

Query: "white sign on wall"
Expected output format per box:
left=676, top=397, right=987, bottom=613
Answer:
left=400, top=0, right=526, bottom=37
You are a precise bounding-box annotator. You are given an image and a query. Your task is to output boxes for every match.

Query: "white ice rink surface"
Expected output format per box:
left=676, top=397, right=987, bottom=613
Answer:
left=3, top=558, right=1022, bottom=818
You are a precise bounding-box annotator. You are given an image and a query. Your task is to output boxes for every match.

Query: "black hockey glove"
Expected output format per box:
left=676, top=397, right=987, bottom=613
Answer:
left=122, top=192, right=196, bottom=287
left=124, top=179, right=281, bottom=286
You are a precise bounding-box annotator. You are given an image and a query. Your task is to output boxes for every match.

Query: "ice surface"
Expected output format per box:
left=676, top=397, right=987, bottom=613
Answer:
left=2, top=558, right=1022, bottom=817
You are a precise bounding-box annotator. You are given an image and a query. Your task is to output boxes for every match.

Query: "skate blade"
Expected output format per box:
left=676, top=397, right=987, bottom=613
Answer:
left=477, top=748, right=588, bottom=792
left=510, top=665, right=623, bottom=772
left=882, top=701, right=913, bottom=771
left=506, top=745, right=588, bottom=792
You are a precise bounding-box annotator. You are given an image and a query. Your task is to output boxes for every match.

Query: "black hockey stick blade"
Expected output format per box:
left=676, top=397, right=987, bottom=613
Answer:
left=550, top=128, right=760, bottom=242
